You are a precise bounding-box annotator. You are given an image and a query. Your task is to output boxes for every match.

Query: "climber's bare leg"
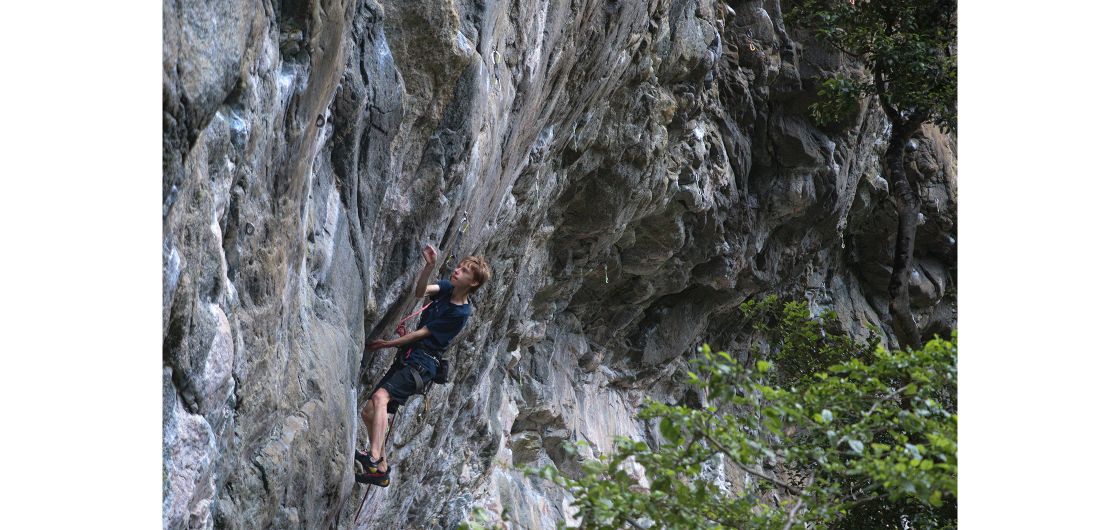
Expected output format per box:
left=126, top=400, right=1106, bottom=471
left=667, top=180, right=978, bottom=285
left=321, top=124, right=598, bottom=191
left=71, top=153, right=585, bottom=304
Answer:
left=360, top=389, right=391, bottom=472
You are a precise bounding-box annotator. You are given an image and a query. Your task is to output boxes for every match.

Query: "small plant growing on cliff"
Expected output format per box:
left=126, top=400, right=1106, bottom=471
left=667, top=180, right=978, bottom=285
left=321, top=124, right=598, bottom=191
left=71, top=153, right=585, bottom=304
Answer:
left=787, top=0, right=957, bottom=350
left=535, top=305, right=957, bottom=528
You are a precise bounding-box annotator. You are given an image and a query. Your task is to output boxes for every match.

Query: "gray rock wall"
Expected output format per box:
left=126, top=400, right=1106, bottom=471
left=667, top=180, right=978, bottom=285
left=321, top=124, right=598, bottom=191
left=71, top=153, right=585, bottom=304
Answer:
left=163, top=0, right=956, bottom=528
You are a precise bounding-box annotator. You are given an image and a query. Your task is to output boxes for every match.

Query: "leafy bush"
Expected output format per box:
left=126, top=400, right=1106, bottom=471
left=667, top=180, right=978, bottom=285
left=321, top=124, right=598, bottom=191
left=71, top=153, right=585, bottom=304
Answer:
left=535, top=302, right=957, bottom=529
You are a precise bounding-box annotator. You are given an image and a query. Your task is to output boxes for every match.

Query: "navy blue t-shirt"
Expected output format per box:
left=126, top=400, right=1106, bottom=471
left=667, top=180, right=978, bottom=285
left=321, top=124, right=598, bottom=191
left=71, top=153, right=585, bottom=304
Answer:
left=413, top=279, right=472, bottom=359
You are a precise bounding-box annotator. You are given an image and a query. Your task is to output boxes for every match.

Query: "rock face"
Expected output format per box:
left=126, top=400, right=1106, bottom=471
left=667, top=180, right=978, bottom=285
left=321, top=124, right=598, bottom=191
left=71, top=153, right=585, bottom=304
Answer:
left=162, top=0, right=956, bottom=528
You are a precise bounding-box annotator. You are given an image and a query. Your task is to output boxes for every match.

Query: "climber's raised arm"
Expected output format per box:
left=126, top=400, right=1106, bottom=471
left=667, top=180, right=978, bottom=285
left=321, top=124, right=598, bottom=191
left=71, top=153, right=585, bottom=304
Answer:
left=414, top=244, right=439, bottom=298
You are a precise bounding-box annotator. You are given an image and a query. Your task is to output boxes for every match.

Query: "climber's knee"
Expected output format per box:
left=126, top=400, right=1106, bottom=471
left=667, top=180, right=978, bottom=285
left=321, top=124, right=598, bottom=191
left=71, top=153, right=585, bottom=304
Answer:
left=372, top=388, right=390, bottom=408
left=361, top=399, right=376, bottom=422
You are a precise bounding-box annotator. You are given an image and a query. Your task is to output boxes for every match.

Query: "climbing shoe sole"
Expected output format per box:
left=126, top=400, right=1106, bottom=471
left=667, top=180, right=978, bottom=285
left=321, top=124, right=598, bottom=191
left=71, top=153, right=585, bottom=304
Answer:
left=355, top=472, right=390, bottom=487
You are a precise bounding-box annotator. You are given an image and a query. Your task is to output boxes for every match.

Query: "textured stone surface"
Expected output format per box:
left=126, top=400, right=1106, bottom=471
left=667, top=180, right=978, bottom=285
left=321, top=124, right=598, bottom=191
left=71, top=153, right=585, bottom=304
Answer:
left=163, top=0, right=956, bottom=528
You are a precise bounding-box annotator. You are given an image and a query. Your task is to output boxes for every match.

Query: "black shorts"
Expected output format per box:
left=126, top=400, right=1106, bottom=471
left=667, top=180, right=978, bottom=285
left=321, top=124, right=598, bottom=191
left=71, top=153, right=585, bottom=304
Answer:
left=373, top=355, right=432, bottom=414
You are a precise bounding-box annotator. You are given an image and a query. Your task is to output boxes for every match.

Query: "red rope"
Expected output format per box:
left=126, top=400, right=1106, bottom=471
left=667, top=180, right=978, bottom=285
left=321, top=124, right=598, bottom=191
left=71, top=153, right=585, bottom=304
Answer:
left=354, top=485, right=371, bottom=524
left=394, top=301, right=432, bottom=337
left=396, top=301, right=431, bottom=361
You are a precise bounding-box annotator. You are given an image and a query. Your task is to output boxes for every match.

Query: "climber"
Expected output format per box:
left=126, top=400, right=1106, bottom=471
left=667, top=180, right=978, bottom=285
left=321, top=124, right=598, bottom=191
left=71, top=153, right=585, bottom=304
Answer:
left=354, top=243, right=491, bottom=487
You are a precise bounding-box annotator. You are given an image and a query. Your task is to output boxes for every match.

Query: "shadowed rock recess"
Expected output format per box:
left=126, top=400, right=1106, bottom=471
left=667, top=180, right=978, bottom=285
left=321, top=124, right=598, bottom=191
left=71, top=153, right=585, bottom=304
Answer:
left=163, top=0, right=956, bottom=528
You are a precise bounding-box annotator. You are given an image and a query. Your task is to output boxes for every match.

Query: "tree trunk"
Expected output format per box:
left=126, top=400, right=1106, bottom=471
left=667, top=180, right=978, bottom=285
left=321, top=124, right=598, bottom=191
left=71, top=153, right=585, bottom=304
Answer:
left=884, top=121, right=923, bottom=350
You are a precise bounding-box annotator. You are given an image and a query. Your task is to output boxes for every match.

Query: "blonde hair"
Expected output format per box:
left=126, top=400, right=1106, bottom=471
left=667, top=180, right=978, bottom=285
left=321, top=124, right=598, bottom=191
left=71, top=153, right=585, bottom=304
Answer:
left=459, top=256, right=491, bottom=294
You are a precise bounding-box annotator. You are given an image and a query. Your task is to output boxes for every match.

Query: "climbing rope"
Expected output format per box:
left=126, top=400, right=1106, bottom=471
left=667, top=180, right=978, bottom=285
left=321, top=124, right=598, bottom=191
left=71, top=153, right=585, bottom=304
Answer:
left=395, top=301, right=432, bottom=338
left=361, top=294, right=433, bottom=376
left=354, top=477, right=372, bottom=523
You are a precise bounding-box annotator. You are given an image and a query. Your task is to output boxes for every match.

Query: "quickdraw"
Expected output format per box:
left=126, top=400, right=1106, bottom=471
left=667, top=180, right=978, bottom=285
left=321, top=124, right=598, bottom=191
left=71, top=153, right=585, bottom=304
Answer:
left=438, top=215, right=470, bottom=277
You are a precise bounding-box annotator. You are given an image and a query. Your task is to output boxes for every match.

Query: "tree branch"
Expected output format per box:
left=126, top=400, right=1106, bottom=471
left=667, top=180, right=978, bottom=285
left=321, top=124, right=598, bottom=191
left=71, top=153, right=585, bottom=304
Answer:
left=864, top=385, right=909, bottom=419
left=698, top=429, right=803, bottom=496
left=903, top=113, right=929, bottom=139
left=873, top=68, right=902, bottom=125
left=781, top=497, right=805, bottom=530
left=847, top=492, right=888, bottom=510
left=781, top=473, right=814, bottom=530
left=818, top=34, right=864, bottom=61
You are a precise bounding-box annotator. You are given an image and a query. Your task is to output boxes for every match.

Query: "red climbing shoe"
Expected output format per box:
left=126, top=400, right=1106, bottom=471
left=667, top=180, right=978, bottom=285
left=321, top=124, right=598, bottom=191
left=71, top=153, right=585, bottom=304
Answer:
left=354, top=451, right=390, bottom=486
left=355, top=467, right=390, bottom=487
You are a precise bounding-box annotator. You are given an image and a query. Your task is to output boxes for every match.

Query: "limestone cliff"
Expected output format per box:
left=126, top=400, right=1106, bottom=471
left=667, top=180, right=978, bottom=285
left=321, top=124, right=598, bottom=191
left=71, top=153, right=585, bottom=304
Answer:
left=162, top=0, right=956, bottom=528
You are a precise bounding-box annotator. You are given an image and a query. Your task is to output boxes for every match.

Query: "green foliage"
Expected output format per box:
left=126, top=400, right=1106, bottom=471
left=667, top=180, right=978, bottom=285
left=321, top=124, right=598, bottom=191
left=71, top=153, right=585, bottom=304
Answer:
left=533, top=302, right=957, bottom=529
left=739, top=295, right=879, bottom=385
left=787, top=0, right=957, bottom=132
left=809, top=75, right=866, bottom=128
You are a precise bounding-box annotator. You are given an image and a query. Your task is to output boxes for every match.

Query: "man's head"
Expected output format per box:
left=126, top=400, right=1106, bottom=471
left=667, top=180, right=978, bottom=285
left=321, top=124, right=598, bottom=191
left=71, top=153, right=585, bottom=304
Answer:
left=450, top=255, right=491, bottom=294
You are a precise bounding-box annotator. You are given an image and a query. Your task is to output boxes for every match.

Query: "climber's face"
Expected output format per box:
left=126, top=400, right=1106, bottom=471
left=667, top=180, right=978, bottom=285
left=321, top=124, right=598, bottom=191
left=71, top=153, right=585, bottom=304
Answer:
left=450, top=263, right=478, bottom=290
